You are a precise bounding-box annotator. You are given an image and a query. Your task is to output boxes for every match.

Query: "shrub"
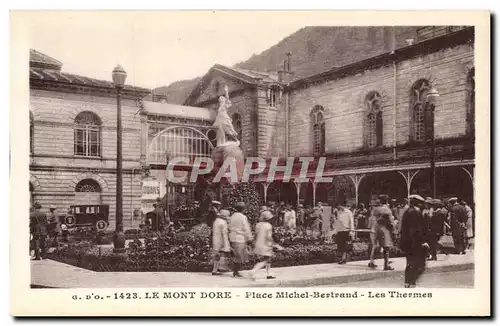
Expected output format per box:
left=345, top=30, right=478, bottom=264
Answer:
left=49, top=223, right=396, bottom=273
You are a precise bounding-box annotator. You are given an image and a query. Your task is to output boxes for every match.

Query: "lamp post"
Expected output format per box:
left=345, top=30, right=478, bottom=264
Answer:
left=426, top=87, right=439, bottom=199
left=112, top=65, right=127, bottom=253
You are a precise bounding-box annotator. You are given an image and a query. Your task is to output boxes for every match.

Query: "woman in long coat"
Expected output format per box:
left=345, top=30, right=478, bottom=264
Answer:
left=211, top=209, right=231, bottom=275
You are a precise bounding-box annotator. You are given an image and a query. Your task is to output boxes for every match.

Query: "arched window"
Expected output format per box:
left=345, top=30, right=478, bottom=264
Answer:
left=29, top=111, right=34, bottom=154
left=75, top=179, right=102, bottom=205
left=74, top=111, right=101, bottom=157
left=232, top=113, right=243, bottom=146
left=467, top=68, right=475, bottom=137
left=410, top=79, right=432, bottom=142
left=365, top=91, right=383, bottom=148
left=311, top=105, right=326, bottom=156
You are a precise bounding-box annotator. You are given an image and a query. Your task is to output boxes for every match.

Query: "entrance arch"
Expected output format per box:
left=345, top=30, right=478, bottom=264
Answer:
left=147, top=126, right=215, bottom=209
left=148, top=126, right=214, bottom=166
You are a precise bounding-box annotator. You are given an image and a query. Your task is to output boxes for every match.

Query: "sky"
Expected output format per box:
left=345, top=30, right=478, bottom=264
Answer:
left=24, top=11, right=312, bottom=89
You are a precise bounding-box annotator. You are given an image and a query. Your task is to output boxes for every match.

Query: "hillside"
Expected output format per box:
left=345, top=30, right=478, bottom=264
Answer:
left=154, top=26, right=421, bottom=104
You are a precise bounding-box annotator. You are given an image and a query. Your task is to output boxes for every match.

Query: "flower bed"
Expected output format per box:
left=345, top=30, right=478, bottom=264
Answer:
left=47, top=224, right=405, bottom=272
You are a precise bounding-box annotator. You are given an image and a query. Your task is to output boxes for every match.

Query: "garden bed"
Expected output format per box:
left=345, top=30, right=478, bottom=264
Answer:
left=47, top=225, right=406, bottom=273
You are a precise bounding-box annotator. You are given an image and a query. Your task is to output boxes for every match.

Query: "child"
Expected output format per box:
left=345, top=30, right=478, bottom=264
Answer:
left=250, top=210, right=283, bottom=280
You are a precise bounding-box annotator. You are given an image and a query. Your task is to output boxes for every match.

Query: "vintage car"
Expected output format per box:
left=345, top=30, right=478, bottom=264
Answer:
left=60, top=205, right=110, bottom=231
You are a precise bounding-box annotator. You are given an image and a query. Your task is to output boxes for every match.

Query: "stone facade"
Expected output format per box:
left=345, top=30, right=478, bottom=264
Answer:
left=30, top=88, right=145, bottom=228
left=288, top=43, right=474, bottom=156
left=185, top=27, right=475, bottom=206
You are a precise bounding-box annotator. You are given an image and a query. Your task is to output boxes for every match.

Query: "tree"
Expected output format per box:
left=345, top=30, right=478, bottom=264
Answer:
left=224, top=182, right=260, bottom=224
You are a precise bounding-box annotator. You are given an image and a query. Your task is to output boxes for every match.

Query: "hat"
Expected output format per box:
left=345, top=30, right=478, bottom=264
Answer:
left=33, top=202, right=41, bottom=209
left=260, top=206, right=269, bottom=212
left=260, top=210, right=273, bottom=221
left=378, top=194, right=390, bottom=201
left=235, top=202, right=246, bottom=209
left=408, top=194, right=425, bottom=202
left=432, top=199, right=442, bottom=205
left=219, top=209, right=231, bottom=218
left=49, top=205, right=56, bottom=209
left=448, top=197, right=458, bottom=203
left=212, top=200, right=221, bottom=206
left=425, top=198, right=434, bottom=204
left=298, top=204, right=304, bottom=208
left=317, top=202, right=323, bottom=206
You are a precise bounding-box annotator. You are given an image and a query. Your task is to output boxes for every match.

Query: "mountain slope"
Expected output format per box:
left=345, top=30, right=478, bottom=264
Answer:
left=155, top=26, right=421, bottom=104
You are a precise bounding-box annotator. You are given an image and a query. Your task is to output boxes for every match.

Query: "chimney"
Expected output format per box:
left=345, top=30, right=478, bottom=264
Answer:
left=278, top=53, right=294, bottom=83
left=383, top=27, right=397, bottom=53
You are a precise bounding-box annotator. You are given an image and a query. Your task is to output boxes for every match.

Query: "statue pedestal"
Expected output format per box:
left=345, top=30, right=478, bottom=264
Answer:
left=211, top=143, right=245, bottom=183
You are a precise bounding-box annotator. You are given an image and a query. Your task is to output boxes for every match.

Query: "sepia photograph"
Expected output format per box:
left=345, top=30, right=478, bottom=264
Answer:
left=10, top=10, right=490, bottom=316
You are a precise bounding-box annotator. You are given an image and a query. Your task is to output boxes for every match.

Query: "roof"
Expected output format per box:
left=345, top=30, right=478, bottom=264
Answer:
left=184, top=64, right=281, bottom=105
left=289, top=27, right=474, bottom=90
left=30, top=67, right=151, bottom=94
left=142, top=101, right=216, bottom=121
left=30, top=49, right=62, bottom=70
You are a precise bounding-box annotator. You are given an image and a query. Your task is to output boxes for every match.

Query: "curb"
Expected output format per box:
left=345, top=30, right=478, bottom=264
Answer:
left=245, top=262, right=474, bottom=288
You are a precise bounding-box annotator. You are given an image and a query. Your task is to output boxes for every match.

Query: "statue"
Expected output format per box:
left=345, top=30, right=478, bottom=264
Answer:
left=211, top=85, right=244, bottom=183
left=213, top=85, right=240, bottom=147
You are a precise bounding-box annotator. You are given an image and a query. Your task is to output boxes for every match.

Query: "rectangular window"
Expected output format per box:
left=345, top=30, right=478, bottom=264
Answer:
left=75, top=127, right=100, bottom=157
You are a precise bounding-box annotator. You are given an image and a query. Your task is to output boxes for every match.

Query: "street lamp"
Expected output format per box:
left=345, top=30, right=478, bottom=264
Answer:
left=426, top=87, right=439, bottom=199
left=112, top=65, right=127, bottom=253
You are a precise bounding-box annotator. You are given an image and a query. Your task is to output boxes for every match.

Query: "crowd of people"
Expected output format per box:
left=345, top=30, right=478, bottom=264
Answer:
left=207, top=193, right=474, bottom=286
left=30, top=191, right=474, bottom=287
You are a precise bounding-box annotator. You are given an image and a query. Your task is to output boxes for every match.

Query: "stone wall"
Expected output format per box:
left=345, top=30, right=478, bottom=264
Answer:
left=288, top=43, right=474, bottom=157
left=30, top=89, right=143, bottom=228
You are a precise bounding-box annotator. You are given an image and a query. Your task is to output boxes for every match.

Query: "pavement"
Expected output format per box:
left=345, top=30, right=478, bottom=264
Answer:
left=31, top=250, right=474, bottom=289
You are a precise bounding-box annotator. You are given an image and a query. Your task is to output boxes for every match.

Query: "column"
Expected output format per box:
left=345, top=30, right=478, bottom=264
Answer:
left=292, top=179, right=303, bottom=207
left=311, top=180, right=317, bottom=206
left=397, top=170, right=420, bottom=199
left=262, top=182, right=270, bottom=204
left=348, top=174, right=366, bottom=208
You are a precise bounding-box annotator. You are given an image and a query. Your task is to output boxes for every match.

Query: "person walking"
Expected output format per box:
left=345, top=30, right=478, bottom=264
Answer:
left=449, top=198, right=468, bottom=255
left=250, top=210, right=283, bottom=280
left=462, top=200, right=474, bottom=250
left=368, top=195, right=395, bottom=270
left=46, top=204, right=60, bottom=248
left=333, top=199, right=354, bottom=265
left=211, top=209, right=231, bottom=275
left=400, top=194, right=430, bottom=288
left=296, top=204, right=306, bottom=236
left=228, top=202, right=253, bottom=278
left=30, top=202, right=48, bottom=260
left=427, top=199, right=446, bottom=261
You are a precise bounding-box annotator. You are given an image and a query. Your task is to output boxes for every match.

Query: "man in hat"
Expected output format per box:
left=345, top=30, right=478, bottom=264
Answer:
left=228, top=202, right=253, bottom=277
left=30, top=202, right=48, bottom=260
left=400, top=194, right=430, bottom=288
left=368, top=195, right=395, bottom=270
left=211, top=209, right=231, bottom=275
left=428, top=199, right=446, bottom=260
left=449, top=198, right=468, bottom=254
left=207, top=200, right=222, bottom=228
left=152, top=203, right=166, bottom=231
left=311, top=202, right=324, bottom=238
left=296, top=203, right=306, bottom=236
left=333, top=198, right=355, bottom=264
left=46, top=204, right=60, bottom=248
